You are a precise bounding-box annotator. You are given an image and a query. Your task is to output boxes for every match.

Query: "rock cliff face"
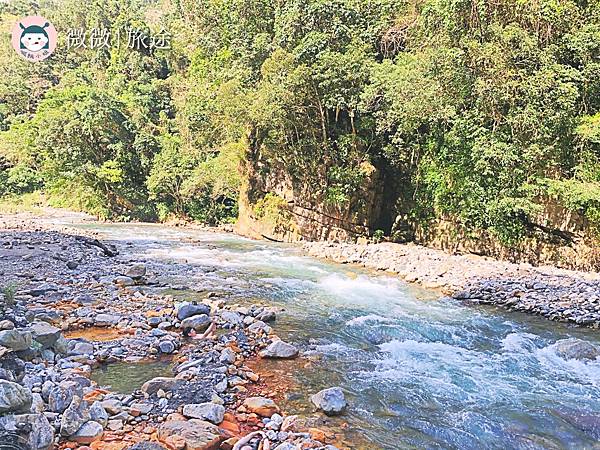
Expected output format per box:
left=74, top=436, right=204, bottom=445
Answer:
left=237, top=150, right=599, bottom=271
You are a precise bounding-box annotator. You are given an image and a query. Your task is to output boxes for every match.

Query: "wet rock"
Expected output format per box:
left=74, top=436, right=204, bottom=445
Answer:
left=124, top=263, right=146, bottom=279
left=177, top=303, right=210, bottom=321
left=257, top=309, right=276, bottom=323
left=70, top=420, right=103, bottom=444
left=141, top=377, right=184, bottom=396
left=0, top=379, right=32, bottom=413
left=243, top=397, right=280, bottom=417
left=0, top=329, right=32, bottom=351
left=157, top=420, right=221, bottom=450
left=555, top=339, right=599, bottom=361
left=259, top=340, right=299, bottom=359
left=60, top=396, right=90, bottom=436
left=181, top=314, right=211, bottom=333
left=310, top=387, right=347, bottom=416
left=30, top=322, right=61, bottom=349
left=182, top=402, right=225, bottom=424
left=247, top=320, right=271, bottom=335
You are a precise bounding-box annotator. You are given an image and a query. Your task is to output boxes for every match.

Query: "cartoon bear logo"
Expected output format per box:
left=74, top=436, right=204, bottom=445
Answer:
left=19, top=22, right=50, bottom=52
left=11, top=16, right=57, bottom=62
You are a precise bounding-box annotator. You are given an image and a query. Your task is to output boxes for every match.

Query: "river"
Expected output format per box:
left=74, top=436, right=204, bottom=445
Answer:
left=67, top=221, right=600, bottom=450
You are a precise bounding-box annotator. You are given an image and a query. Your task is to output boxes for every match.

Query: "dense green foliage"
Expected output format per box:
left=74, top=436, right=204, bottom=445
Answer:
left=1, top=0, right=599, bottom=242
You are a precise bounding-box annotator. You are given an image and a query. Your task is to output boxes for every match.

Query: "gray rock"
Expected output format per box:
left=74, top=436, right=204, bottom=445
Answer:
left=219, top=348, right=236, bottom=365
left=141, top=377, right=184, bottom=396
left=181, top=314, right=211, bottom=332
left=24, top=413, right=54, bottom=450
left=310, top=387, right=347, bottom=416
left=68, top=341, right=94, bottom=356
left=221, top=311, right=242, bottom=326
left=126, top=441, right=167, bottom=450
left=274, top=443, right=299, bottom=450
left=60, top=396, right=90, bottom=436
left=177, top=303, right=210, bottom=321
left=30, top=322, right=62, bottom=349
left=95, top=314, right=121, bottom=326
left=158, top=340, right=175, bottom=354
left=90, top=401, right=109, bottom=427
left=48, top=382, right=81, bottom=413
left=124, top=263, right=146, bottom=279
left=70, top=420, right=103, bottom=444
left=182, top=403, right=225, bottom=424
left=114, top=276, right=135, bottom=287
left=259, top=340, right=299, bottom=359
left=555, top=339, right=599, bottom=361
left=0, top=379, right=32, bottom=413
left=0, top=329, right=32, bottom=351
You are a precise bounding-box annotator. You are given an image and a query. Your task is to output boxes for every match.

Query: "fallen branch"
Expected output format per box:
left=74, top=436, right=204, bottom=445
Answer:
left=75, top=236, right=118, bottom=257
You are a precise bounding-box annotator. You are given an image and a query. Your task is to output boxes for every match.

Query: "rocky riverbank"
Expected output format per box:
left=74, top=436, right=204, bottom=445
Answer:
left=0, top=214, right=346, bottom=450
left=304, top=241, right=600, bottom=328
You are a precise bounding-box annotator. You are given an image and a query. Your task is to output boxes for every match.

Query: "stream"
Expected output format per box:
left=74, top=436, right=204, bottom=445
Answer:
left=67, top=221, right=600, bottom=450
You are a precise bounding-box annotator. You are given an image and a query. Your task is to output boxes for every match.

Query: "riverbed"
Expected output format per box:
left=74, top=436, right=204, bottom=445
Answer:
left=61, top=221, right=600, bottom=450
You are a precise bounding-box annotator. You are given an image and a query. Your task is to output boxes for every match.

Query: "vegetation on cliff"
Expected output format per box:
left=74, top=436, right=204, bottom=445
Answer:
left=0, top=0, right=599, bottom=244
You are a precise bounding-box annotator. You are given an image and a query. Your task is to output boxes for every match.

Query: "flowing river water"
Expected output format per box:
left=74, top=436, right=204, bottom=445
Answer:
left=67, top=221, right=600, bottom=450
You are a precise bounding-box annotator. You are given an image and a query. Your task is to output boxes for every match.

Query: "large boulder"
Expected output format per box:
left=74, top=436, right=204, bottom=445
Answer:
left=243, top=397, right=280, bottom=417
left=0, top=379, right=32, bottom=413
left=555, top=339, right=599, bottom=361
left=181, top=314, right=211, bottom=333
left=70, top=420, right=104, bottom=444
left=30, top=322, right=62, bottom=349
left=141, top=377, right=184, bottom=396
left=310, top=387, right=347, bottom=416
left=48, top=381, right=82, bottom=413
left=157, top=420, right=221, bottom=450
left=0, top=329, right=32, bottom=351
left=182, top=403, right=225, bottom=424
left=60, top=396, right=91, bottom=436
left=177, top=303, right=210, bottom=321
left=259, top=340, right=299, bottom=359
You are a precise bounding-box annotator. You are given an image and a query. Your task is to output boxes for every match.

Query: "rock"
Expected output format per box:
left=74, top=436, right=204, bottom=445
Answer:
left=257, top=309, right=276, bottom=322
left=0, top=329, right=32, bottom=351
left=0, top=320, right=15, bottom=330
left=247, top=320, right=271, bottom=335
left=94, top=313, right=121, bottom=326
left=48, top=382, right=81, bottom=413
left=68, top=341, right=94, bottom=356
left=30, top=322, right=62, bottom=349
left=221, top=311, right=242, bottom=326
left=23, top=413, right=54, bottom=450
left=310, top=387, right=347, bottom=416
left=181, top=314, right=211, bottom=333
left=0, top=379, right=33, bottom=413
left=60, top=396, right=90, bottom=436
left=67, top=261, right=79, bottom=270
left=182, top=403, right=225, bottom=424
left=141, top=377, right=184, bottom=396
left=114, top=276, right=135, bottom=287
left=274, top=443, right=299, bottom=450
left=177, top=303, right=210, bottom=321
left=126, top=442, right=167, bottom=450
left=555, top=339, right=599, bottom=361
left=259, top=340, right=299, bottom=359
left=70, top=420, right=104, bottom=444
left=89, top=401, right=109, bottom=427
left=107, top=419, right=124, bottom=431
left=157, top=420, right=221, bottom=450
left=124, top=263, right=146, bottom=279
left=219, top=348, right=236, bottom=365
left=158, top=340, right=176, bottom=354
left=243, top=397, right=280, bottom=417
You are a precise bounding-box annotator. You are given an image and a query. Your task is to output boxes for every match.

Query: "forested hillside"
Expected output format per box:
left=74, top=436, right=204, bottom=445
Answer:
left=1, top=0, right=599, bottom=263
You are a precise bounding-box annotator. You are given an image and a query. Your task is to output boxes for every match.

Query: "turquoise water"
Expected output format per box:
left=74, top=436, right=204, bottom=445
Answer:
left=77, top=222, right=600, bottom=449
